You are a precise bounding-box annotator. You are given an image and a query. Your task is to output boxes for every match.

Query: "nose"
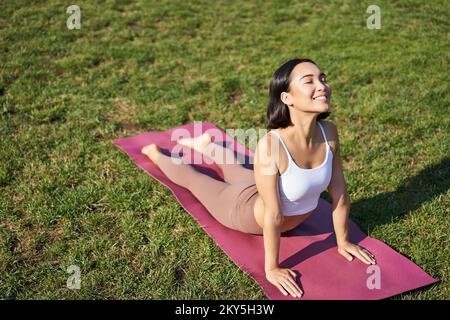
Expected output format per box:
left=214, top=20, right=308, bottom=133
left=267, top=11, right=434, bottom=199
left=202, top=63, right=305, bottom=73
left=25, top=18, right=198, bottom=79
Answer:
left=316, top=80, right=328, bottom=93
left=317, top=81, right=326, bottom=91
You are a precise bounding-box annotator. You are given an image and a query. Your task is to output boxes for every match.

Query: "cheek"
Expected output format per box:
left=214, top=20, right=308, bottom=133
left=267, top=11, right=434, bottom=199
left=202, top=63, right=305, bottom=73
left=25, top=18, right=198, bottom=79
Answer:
left=297, top=87, right=314, bottom=100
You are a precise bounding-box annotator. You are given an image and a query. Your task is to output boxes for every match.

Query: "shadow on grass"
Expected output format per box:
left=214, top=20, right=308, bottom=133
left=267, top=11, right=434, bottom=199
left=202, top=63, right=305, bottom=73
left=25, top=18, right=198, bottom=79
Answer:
left=349, top=155, right=450, bottom=233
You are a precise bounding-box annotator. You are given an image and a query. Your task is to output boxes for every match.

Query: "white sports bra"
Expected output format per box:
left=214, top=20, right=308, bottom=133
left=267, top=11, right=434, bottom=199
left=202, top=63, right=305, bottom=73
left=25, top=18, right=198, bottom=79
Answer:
left=270, top=121, right=333, bottom=216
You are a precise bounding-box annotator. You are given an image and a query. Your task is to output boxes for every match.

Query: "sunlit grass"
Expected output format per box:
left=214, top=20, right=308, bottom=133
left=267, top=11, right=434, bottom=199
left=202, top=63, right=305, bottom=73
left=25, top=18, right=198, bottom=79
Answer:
left=0, top=0, right=448, bottom=299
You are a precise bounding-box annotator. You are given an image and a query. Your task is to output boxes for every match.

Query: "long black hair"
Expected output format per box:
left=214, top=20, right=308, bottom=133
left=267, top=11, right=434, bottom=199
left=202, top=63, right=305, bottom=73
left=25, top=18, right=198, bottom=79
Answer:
left=266, top=58, right=330, bottom=129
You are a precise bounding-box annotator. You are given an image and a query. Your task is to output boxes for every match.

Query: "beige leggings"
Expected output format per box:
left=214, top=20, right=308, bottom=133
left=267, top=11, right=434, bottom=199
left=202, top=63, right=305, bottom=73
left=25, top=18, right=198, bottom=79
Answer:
left=154, top=142, right=264, bottom=235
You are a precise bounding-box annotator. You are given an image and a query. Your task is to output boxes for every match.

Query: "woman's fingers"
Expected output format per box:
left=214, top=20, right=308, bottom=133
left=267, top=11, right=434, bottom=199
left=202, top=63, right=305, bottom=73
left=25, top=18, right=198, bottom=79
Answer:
left=287, top=270, right=303, bottom=294
left=283, top=275, right=303, bottom=297
left=288, top=269, right=296, bottom=278
left=355, top=248, right=373, bottom=265
left=289, top=278, right=303, bottom=296
left=275, top=283, right=288, bottom=296
left=339, top=244, right=376, bottom=265
left=361, top=249, right=376, bottom=264
left=340, top=249, right=353, bottom=261
left=364, top=249, right=376, bottom=263
left=280, top=278, right=300, bottom=297
left=357, top=246, right=375, bottom=258
left=357, top=247, right=375, bottom=264
left=268, top=269, right=304, bottom=298
left=286, top=278, right=302, bottom=297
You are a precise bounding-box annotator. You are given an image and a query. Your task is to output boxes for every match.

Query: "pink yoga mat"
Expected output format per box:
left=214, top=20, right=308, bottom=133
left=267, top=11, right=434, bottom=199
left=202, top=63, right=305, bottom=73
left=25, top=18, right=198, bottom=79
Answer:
left=113, top=121, right=438, bottom=300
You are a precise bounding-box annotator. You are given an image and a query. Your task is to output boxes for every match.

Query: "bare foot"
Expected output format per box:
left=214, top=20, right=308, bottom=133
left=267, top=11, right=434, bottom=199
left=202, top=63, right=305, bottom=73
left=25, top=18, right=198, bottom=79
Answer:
left=177, top=132, right=212, bottom=154
left=141, top=144, right=161, bottom=162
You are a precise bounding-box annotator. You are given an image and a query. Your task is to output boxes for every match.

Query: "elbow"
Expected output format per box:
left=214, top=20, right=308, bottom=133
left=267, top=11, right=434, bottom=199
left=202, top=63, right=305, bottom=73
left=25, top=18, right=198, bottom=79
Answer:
left=263, top=209, right=284, bottom=227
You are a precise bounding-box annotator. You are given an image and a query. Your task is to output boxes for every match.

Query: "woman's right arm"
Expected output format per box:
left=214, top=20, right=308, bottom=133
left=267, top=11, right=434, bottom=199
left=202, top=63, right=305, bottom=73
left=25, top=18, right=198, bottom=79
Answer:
left=253, top=133, right=303, bottom=298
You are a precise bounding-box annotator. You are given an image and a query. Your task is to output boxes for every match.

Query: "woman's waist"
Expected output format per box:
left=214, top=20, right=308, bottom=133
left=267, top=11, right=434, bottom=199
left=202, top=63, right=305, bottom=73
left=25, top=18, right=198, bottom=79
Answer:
left=236, top=182, right=258, bottom=204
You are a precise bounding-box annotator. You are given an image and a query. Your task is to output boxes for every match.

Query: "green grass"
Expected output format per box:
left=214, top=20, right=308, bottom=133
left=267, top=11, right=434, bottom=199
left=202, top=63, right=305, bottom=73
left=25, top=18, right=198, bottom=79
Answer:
left=0, top=0, right=448, bottom=299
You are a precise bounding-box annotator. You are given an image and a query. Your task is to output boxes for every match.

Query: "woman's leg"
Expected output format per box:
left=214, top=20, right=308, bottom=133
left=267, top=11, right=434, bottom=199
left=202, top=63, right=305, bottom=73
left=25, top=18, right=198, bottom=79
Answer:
left=177, top=133, right=254, bottom=184
left=142, top=144, right=256, bottom=232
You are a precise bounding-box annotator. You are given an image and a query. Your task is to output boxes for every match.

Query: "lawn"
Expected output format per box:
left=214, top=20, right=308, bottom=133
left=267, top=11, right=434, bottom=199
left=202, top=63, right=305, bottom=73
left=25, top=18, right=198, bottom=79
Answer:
left=0, top=0, right=448, bottom=299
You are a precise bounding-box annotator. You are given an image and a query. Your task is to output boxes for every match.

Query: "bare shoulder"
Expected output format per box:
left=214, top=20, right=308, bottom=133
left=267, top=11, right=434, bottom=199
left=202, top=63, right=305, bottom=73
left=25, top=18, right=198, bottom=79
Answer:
left=255, top=130, right=279, bottom=155
left=320, top=120, right=339, bottom=152
left=254, top=130, right=280, bottom=171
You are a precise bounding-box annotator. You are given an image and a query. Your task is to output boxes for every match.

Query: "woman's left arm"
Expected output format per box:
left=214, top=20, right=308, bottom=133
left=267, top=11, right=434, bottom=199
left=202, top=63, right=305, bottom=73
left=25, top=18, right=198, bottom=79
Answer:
left=324, top=121, right=376, bottom=265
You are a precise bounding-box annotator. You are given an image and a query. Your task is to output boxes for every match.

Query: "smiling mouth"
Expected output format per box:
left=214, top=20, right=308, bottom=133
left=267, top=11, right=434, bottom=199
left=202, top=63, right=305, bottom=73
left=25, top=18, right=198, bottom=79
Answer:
left=313, top=95, right=329, bottom=102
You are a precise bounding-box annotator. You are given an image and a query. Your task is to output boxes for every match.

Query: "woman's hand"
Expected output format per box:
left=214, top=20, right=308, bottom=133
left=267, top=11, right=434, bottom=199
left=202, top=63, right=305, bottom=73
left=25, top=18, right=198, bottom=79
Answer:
left=265, top=267, right=303, bottom=298
left=338, top=241, right=376, bottom=265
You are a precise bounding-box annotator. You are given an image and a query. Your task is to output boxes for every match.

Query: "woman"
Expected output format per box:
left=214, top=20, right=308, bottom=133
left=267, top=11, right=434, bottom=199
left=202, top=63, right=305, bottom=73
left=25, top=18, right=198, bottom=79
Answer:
left=141, top=58, right=376, bottom=298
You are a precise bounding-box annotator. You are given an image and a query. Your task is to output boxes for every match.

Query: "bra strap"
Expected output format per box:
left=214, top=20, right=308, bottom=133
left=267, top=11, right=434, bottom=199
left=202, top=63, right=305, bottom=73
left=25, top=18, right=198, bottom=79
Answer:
left=270, top=130, right=292, bottom=161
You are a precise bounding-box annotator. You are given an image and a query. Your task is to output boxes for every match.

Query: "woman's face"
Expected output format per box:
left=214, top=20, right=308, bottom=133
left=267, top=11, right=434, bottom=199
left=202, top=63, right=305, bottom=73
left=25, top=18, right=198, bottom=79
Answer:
left=281, top=62, right=331, bottom=113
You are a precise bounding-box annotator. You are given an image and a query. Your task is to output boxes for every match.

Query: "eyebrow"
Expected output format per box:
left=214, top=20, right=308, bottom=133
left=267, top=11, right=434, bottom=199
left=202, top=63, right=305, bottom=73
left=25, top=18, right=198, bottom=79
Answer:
left=300, top=72, right=326, bottom=80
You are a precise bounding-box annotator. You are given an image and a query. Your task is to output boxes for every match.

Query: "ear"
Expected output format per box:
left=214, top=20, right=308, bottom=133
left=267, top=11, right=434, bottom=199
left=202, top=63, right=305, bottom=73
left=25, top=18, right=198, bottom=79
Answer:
left=280, top=91, right=293, bottom=107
